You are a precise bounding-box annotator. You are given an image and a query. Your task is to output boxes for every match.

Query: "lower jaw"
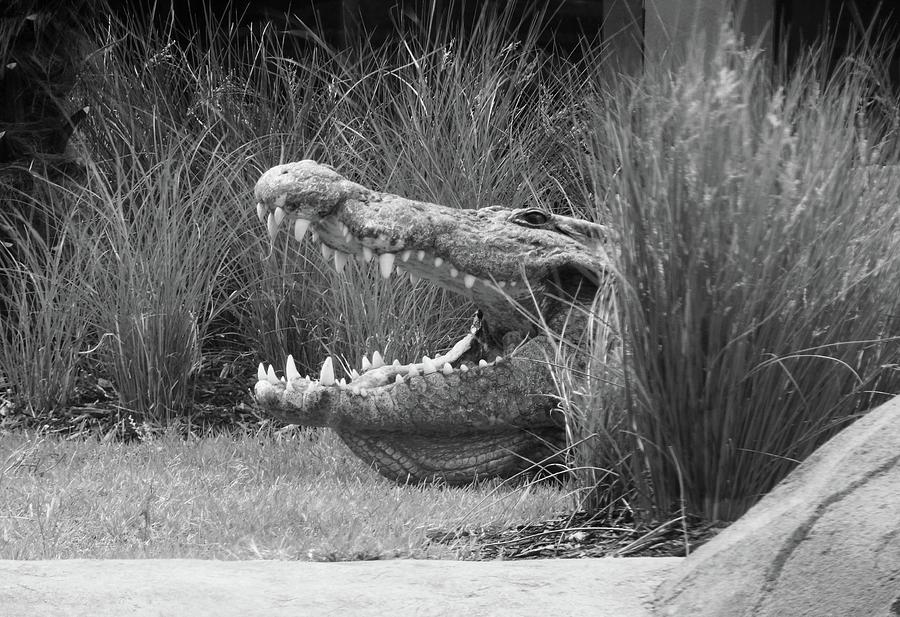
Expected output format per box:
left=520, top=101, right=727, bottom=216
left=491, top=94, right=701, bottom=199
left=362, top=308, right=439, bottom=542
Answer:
left=337, top=425, right=567, bottom=485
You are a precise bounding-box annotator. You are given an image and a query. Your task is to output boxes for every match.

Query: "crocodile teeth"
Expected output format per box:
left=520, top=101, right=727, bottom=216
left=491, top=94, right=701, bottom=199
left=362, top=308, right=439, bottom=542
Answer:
left=256, top=202, right=266, bottom=223
left=395, top=374, right=404, bottom=383
left=294, top=218, right=310, bottom=243
left=371, top=351, right=385, bottom=369
left=400, top=250, right=412, bottom=261
left=273, top=206, right=286, bottom=226
left=421, top=355, right=437, bottom=375
left=434, top=257, right=443, bottom=267
left=463, top=274, right=476, bottom=288
left=334, top=250, right=349, bottom=273
left=441, top=363, right=453, bottom=375
left=266, top=364, right=279, bottom=384
left=378, top=253, right=395, bottom=278
left=407, top=365, right=420, bottom=377
left=478, top=359, right=488, bottom=367
left=361, top=355, right=371, bottom=371
left=319, top=356, right=335, bottom=386
left=257, top=363, right=266, bottom=381
left=285, top=354, right=301, bottom=381
left=494, top=356, right=503, bottom=363
left=362, top=246, right=374, bottom=262
left=266, top=212, right=279, bottom=239
left=392, top=359, right=401, bottom=367
left=459, top=364, right=468, bottom=372
left=498, top=281, right=507, bottom=288
left=417, top=250, right=426, bottom=261
left=338, top=378, right=347, bottom=386
left=409, top=272, right=420, bottom=284
left=339, top=222, right=351, bottom=238
left=321, top=244, right=334, bottom=259
left=449, top=267, right=458, bottom=277
left=350, top=368, right=360, bottom=380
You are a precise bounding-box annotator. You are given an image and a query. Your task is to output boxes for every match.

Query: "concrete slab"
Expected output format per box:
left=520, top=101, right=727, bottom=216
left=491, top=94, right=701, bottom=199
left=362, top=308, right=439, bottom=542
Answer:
left=0, top=557, right=682, bottom=617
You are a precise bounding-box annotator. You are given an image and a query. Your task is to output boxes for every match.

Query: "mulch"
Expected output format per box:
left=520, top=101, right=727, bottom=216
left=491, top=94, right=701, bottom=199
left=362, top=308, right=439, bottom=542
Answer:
left=426, top=511, right=727, bottom=560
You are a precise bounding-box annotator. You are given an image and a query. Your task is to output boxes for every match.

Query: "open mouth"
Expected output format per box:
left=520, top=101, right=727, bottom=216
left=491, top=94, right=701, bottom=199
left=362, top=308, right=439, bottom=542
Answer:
left=253, top=202, right=523, bottom=399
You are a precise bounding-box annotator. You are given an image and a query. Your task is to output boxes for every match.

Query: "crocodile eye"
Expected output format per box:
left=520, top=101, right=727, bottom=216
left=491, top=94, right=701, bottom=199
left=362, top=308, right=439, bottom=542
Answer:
left=513, top=209, right=551, bottom=227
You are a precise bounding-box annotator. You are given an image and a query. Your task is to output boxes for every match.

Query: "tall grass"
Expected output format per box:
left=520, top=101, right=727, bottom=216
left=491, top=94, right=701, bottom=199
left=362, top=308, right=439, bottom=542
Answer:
left=579, top=26, right=900, bottom=520
left=0, top=185, right=97, bottom=415
left=2, top=5, right=576, bottom=415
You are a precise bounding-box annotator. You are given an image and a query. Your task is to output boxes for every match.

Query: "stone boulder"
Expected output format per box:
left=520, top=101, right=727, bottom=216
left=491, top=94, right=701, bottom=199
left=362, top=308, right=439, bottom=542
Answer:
left=656, top=395, right=900, bottom=617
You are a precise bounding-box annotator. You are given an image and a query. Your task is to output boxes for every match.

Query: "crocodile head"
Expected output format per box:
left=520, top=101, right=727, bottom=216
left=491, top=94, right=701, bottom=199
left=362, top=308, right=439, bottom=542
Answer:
left=252, top=160, right=612, bottom=484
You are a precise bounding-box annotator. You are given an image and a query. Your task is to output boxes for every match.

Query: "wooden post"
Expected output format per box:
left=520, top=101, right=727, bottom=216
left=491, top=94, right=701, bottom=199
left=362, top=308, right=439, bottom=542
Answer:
left=607, top=0, right=775, bottom=68
left=602, top=0, right=645, bottom=74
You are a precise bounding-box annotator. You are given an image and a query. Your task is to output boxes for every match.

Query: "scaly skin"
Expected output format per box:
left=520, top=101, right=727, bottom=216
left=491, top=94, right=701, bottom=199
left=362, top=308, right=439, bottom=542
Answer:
left=253, top=160, right=612, bottom=484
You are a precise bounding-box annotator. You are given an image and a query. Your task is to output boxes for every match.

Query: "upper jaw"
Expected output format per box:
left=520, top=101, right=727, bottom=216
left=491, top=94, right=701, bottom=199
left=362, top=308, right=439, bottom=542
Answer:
left=256, top=193, right=542, bottom=335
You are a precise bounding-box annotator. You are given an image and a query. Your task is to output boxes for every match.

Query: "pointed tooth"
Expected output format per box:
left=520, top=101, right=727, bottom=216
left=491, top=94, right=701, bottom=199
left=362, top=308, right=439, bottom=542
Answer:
left=321, top=243, right=334, bottom=259
left=392, top=359, right=401, bottom=367
left=509, top=280, right=517, bottom=287
left=459, top=364, right=468, bottom=372
left=371, top=351, right=385, bottom=369
left=334, top=250, right=349, bottom=273
left=338, top=378, right=347, bottom=386
left=362, top=246, right=374, bottom=262
left=441, top=363, right=453, bottom=375
left=409, top=272, right=420, bottom=284
left=422, top=355, right=437, bottom=375
left=498, top=280, right=507, bottom=288
left=350, top=368, right=360, bottom=380
left=319, top=356, right=335, bottom=386
left=257, top=363, right=266, bottom=381
left=407, top=365, right=420, bottom=377
left=395, top=374, right=404, bottom=383
left=361, top=355, right=371, bottom=372
left=401, top=250, right=412, bottom=261
left=463, top=274, right=476, bottom=288
left=286, top=355, right=301, bottom=381
left=434, top=257, right=443, bottom=267
left=294, top=218, right=310, bottom=243
left=417, top=250, right=425, bottom=261
left=256, top=202, right=266, bottom=223
left=478, top=359, right=488, bottom=367
left=266, top=364, right=279, bottom=384
left=273, top=206, right=286, bottom=226
left=379, top=253, right=395, bottom=278
left=266, top=212, right=279, bottom=239
left=449, top=267, right=458, bottom=277
left=494, top=356, right=503, bottom=363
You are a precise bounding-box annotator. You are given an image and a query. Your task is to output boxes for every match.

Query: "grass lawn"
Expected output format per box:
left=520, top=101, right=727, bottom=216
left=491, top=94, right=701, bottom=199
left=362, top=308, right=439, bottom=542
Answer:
left=0, top=427, right=573, bottom=560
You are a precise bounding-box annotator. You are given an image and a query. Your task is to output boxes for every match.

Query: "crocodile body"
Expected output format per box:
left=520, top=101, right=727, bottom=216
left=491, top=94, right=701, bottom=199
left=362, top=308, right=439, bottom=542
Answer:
left=253, top=160, right=611, bottom=484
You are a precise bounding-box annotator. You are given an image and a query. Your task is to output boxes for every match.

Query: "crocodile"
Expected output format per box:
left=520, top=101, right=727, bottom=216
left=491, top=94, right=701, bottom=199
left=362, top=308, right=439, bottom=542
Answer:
left=252, top=160, right=613, bottom=485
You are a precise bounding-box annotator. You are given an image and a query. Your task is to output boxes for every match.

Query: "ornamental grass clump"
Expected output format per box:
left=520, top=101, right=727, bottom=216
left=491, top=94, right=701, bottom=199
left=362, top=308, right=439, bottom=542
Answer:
left=0, top=186, right=96, bottom=415
left=584, top=27, right=900, bottom=521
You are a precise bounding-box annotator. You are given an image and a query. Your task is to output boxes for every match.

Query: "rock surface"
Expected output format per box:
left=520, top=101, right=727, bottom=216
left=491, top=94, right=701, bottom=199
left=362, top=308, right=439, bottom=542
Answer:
left=0, top=556, right=681, bottom=617
left=656, top=395, right=900, bottom=617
